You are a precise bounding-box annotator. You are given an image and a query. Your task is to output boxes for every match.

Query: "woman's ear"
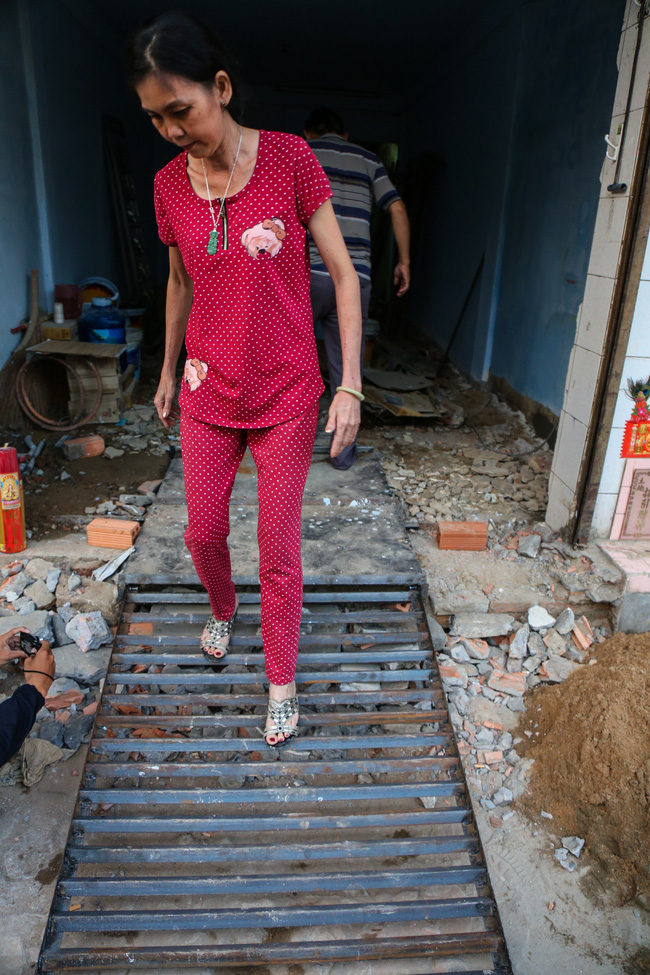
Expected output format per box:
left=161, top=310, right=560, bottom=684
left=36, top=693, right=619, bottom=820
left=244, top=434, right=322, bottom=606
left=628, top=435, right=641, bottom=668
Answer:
left=214, top=70, right=232, bottom=106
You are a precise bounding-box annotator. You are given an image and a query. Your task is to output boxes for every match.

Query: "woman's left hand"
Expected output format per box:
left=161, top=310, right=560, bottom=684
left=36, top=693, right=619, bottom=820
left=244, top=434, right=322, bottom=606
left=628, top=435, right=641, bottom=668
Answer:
left=0, top=627, right=30, bottom=666
left=326, top=391, right=361, bottom=457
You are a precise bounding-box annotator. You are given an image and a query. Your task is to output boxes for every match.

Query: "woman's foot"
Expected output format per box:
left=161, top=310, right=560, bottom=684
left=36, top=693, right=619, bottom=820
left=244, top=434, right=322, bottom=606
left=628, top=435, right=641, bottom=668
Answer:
left=264, top=681, right=299, bottom=746
left=200, top=597, right=238, bottom=662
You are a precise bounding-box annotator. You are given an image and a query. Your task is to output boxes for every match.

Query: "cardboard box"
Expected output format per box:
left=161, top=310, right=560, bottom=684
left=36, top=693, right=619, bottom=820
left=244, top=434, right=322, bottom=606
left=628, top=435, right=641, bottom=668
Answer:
left=42, top=320, right=79, bottom=341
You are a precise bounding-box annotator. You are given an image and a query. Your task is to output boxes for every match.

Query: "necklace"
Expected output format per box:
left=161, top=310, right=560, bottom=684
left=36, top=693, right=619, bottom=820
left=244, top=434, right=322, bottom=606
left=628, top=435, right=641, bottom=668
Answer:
left=200, top=127, right=243, bottom=255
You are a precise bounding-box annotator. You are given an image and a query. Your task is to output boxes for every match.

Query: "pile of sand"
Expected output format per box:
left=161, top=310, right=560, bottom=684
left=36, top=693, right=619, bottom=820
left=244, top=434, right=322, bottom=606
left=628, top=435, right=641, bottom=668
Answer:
left=519, top=631, right=650, bottom=907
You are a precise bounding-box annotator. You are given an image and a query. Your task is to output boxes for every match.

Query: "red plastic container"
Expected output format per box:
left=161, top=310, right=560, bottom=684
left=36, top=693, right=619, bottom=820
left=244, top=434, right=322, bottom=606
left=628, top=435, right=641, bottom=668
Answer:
left=0, top=445, right=26, bottom=553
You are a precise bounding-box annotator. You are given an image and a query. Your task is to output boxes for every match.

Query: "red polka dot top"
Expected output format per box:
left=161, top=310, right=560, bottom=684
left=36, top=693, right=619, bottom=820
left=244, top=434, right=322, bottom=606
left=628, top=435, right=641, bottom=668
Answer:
left=154, top=130, right=332, bottom=428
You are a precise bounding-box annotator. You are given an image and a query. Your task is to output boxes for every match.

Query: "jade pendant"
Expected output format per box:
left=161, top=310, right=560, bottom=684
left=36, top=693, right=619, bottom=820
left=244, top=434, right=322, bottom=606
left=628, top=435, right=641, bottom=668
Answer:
left=207, top=228, right=218, bottom=255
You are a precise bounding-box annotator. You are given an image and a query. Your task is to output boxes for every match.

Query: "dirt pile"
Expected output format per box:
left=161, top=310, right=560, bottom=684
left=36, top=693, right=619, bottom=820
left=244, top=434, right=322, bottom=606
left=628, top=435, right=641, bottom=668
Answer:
left=519, top=632, right=650, bottom=906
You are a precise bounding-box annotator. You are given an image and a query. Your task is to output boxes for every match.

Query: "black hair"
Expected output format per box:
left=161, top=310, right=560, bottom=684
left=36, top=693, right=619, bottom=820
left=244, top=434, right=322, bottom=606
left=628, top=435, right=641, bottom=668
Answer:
left=304, top=107, right=346, bottom=137
left=125, top=12, right=242, bottom=121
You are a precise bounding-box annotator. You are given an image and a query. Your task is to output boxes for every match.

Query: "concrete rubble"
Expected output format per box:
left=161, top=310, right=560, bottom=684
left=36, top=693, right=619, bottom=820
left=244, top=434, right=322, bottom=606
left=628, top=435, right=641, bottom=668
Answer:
left=0, top=551, right=122, bottom=784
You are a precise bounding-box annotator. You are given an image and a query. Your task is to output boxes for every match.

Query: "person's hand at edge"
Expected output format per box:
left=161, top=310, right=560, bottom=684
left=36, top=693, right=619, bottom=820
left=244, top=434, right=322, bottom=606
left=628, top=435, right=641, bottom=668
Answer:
left=326, top=391, right=361, bottom=457
left=23, top=641, right=55, bottom=699
left=0, top=627, right=30, bottom=667
left=154, top=373, right=181, bottom=430
left=393, top=262, right=410, bottom=297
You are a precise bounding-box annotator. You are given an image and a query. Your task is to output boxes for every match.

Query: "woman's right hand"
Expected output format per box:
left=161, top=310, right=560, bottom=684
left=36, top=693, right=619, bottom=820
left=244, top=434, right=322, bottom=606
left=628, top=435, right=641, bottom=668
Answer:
left=23, top=640, right=55, bottom=698
left=154, top=372, right=180, bottom=430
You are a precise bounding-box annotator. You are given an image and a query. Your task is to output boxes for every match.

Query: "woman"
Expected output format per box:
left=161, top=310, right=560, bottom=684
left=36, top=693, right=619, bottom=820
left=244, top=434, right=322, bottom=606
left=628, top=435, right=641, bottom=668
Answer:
left=125, top=13, right=363, bottom=745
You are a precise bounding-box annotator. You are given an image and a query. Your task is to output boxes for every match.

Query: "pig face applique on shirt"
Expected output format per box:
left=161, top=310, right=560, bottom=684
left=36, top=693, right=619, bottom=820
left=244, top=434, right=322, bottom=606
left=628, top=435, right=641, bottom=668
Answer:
left=184, top=358, right=208, bottom=392
left=241, top=218, right=287, bottom=259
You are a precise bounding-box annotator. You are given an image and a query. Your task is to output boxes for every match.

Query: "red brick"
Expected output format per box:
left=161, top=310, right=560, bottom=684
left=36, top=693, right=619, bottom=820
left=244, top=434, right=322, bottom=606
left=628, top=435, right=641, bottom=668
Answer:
left=480, top=750, right=504, bottom=765
left=487, top=669, right=526, bottom=696
left=438, top=663, right=468, bottom=688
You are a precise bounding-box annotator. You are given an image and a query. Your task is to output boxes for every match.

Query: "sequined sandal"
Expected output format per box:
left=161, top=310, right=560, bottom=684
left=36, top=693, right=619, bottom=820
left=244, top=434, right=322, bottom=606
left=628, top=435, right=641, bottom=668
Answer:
left=200, top=598, right=238, bottom=662
left=264, top=695, right=299, bottom=747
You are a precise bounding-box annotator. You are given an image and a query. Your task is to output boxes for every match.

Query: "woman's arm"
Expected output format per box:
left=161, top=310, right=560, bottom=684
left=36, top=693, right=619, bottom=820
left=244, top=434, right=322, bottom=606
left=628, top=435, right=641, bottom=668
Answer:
left=154, top=247, right=193, bottom=429
left=308, top=200, right=363, bottom=458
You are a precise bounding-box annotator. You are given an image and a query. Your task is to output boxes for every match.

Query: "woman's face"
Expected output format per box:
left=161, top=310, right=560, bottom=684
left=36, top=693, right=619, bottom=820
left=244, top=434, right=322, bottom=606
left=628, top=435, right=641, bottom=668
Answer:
left=136, top=72, right=231, bottom=156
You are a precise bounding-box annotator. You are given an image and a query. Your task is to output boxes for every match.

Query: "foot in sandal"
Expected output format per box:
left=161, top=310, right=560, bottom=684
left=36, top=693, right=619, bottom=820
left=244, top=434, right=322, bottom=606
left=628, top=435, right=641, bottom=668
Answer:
left=264, top=681, right=299, bottom=746
left=200, top=596, right=238, bottom=662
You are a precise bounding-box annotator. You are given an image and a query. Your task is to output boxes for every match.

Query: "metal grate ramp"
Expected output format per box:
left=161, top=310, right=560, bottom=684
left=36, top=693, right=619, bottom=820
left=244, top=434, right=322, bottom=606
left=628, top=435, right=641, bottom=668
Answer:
left=39, top=582, right=511, bottom=974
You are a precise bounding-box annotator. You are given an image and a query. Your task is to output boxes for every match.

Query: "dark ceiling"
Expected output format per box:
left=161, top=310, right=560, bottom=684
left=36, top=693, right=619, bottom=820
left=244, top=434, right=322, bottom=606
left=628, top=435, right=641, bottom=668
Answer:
left=64, top=1, right=508, bottom=100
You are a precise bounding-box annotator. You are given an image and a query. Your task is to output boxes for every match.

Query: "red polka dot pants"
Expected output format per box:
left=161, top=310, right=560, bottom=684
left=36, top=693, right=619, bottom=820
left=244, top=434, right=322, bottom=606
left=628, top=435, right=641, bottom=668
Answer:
left=180, top=401, right=319, bottom=686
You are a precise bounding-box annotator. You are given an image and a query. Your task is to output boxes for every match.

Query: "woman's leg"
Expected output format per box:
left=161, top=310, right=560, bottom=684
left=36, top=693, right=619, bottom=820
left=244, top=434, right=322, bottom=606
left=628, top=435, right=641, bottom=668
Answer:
left=248, top=401, right=319, bottom=740
left=180, top=412, right=246, bottom=640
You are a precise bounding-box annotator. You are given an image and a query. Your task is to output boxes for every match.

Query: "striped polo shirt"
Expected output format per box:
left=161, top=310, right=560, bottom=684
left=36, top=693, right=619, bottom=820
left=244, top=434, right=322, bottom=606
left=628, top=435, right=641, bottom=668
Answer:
left=308, top=133, right=401, bottom=280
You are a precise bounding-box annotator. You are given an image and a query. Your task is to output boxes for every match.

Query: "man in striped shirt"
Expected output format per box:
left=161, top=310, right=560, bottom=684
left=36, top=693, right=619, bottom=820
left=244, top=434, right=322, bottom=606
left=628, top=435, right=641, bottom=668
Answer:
left=305, top=107, right=410, bottom=469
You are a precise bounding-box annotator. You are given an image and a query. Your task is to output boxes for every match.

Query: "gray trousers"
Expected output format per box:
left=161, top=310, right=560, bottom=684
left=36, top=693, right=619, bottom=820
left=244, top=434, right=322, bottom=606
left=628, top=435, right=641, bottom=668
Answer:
left=310, top=272, right=372, bottom=470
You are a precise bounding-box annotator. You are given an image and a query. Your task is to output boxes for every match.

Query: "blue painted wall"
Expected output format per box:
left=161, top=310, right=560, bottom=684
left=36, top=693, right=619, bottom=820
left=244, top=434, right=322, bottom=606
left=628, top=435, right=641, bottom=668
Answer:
left=404, top=0, right=624, bottom=415
left=0, top=1, right=41, bottom=366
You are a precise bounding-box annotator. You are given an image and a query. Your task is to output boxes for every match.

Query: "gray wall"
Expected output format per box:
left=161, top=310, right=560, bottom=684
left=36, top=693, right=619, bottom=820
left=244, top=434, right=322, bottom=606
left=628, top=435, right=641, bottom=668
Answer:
left=403, top=0, right=623, bottom=416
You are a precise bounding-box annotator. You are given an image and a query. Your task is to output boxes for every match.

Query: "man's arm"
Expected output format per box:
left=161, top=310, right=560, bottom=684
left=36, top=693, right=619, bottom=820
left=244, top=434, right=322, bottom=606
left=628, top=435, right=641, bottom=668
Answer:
left=389, top=199, right=410, bottom=296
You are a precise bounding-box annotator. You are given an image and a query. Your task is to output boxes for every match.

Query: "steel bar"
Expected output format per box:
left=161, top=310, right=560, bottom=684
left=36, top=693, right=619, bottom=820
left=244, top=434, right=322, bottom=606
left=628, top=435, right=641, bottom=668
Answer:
left=87, top=756, right=459, bottom=778
left=90, top=733, right=454, bottom=752
left=41, top=936, right=504, bottom=970
left=51, top=897, right=495, bottom=932
left=121, top=609, right=426, bottom=625
left=129, top=589, right=417, bottom=604
left=105, top=668, right=435, bottom=685
left=75, top=808, right=472, bottom=833
left=100, top=688, right=441, bottom=706
left=69, top=835, right=478, bottom=863
left=79, top=781, right=464, bottom=804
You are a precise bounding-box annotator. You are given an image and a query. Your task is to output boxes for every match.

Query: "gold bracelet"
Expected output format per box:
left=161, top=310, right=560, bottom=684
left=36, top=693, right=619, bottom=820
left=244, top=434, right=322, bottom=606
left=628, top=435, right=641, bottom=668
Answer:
left=336, top=385, right=365, bottom=402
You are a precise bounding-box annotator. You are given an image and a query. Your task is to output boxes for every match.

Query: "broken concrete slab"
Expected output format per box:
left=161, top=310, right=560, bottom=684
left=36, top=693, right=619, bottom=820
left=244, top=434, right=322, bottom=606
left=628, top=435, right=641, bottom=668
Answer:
left=508, top=624, right=529, bottom=659
left=0, top=611, right=53, bottom=644
left=65, top=612, right=113, bottom=652
left=528, top=605, right=556, bottom=629
left=554, top=607, right=575, bottom=635
left=487, top=669, right=526, bottom=696
left=538, top=654, right=579, bottom=683
left=53, top=643, right=111, bottom=685
left=68, top=581, right=120, bottom=626
left=23, top=580, right=56, bottom=611
left=518, top=534, right=541, bottom=558
left=450, top=613, right=515, bottom=638
left=62, top=714, right=95, bottom=751
left=0, top=571, right=33, bottom=602
left=24, top=558, right=57, bottom=581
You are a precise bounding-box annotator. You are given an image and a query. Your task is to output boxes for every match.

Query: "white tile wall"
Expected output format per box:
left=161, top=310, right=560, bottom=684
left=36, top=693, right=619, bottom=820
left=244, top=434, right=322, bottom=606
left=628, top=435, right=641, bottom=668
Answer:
left=551, top=411, right=588, bottom=491
left=592, top=491, right=620, bottom=536
left=564, top=346, right=603, bottom=425
left=613, top=18, right=650, bottom=116
left=622, top=354, right=650, bottom=381
left=575, top=273, right=615, bottom=354
left=546, top=471, right=578, bottom=530
left=587, top=195, right=629, bottom=278
left=598, top=426, right=627, bottom=494
left=626, top=279, right=650, bottom=355
left=600, top=107, right=643, bottom=199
